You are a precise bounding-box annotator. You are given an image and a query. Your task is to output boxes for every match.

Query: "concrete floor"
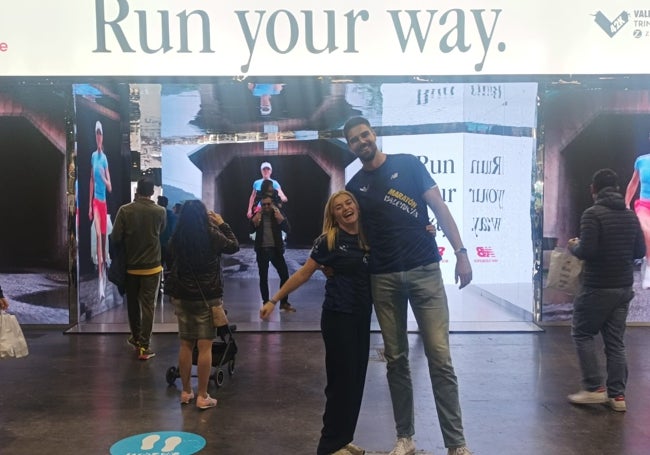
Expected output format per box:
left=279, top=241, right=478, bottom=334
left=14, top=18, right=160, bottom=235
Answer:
left=1, top=326, right=649, bottom=454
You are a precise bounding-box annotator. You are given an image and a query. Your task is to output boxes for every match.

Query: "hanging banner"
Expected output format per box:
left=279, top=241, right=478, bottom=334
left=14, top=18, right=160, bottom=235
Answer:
left=1, top=1, right=649, bottom=77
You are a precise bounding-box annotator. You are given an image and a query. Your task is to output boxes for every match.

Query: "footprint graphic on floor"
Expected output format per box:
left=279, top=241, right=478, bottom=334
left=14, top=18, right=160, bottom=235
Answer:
left=161, top=436, right=182, bottom=451
left=111, top=431, right=206, bottom=455
left=140, top=434, right=161, bottom=450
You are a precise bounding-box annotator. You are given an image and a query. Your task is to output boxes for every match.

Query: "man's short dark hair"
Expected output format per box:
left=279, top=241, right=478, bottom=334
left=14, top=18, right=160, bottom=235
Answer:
left=343, top=116, right=371, bottom=141
left=157, top=195, right=168, bottom=207
left=592, top=168, right=619, bottom=192
left=137, top=178, right=155, bottom=197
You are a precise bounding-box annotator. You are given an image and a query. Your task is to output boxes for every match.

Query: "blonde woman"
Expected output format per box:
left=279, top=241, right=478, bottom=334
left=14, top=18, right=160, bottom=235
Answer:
left=260, top=191, right=371, bottom=455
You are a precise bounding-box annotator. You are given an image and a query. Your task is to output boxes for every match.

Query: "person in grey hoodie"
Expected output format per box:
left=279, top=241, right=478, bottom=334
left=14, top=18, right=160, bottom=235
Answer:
left=567, top=168, right=645, bottom=412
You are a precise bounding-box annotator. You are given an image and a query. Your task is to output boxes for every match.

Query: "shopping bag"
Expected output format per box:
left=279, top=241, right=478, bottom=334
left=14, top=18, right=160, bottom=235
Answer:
left=546, top=247, right=584, bottom=294
left=0, top=311, right=29, bottom=359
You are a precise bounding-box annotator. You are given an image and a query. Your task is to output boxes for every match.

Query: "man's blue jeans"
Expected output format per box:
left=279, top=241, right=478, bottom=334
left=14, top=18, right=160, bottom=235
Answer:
left=571, top=286, right=633, bottom=397
left=371, top=262, right=465, bottom=448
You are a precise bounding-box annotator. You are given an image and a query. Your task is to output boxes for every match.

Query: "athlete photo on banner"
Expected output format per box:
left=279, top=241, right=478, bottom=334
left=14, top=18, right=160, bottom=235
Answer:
left=74, top=83, right=131, bottom=322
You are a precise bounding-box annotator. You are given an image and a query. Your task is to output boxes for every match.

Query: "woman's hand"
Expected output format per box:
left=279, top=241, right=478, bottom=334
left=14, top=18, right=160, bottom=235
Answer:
left=208, top=211, right=225, bottom=225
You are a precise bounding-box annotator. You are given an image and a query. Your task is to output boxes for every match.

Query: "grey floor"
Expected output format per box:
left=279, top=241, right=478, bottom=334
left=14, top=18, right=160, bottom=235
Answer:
left=1, top=326, right=650, bottom=454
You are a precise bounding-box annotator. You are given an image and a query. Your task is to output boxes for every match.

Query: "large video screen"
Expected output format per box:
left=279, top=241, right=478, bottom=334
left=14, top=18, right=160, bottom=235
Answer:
left=150, top=80, right=538, bottom=316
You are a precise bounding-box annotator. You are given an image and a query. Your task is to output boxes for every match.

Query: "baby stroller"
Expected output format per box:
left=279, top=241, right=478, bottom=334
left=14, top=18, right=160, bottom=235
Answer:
left=166, top=325, right=238, bottom=388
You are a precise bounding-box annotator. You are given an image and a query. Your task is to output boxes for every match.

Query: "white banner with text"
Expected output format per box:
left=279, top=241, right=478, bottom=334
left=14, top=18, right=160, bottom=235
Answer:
left=1, top=1, right=649, bottom=76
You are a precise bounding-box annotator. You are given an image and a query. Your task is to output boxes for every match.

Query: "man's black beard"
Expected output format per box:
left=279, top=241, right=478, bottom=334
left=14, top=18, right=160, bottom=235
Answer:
left=359, top=148, right=376, bottom=162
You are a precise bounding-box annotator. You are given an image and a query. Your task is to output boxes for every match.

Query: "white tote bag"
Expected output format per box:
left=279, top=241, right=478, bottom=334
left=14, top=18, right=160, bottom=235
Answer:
left=546, top=247, right=584, bottom=295
left=0, top=311, right=29, bottom=359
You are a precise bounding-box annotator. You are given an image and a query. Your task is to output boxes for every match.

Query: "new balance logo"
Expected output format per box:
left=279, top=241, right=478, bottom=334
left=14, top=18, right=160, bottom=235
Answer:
left=476, top=246, right=495, bottom=258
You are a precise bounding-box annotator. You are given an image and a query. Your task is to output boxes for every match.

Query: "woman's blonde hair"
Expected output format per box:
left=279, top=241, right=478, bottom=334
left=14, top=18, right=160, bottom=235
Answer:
left=322, top=190, right=369, bottom=252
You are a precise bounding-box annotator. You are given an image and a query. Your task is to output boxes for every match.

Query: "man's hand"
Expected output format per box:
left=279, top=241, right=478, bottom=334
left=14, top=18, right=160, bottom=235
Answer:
left=455, top=254, right=472, bottom=289
left=0, top=297, right=8, bottom=311
left=272, top=206, right=284, bottom=221
left=259, top=301, right=276, bottom=319
left=567, top=237, right=580, bottom=249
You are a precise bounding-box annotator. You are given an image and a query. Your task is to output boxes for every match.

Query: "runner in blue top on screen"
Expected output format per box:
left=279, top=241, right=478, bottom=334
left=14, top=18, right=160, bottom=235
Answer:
left=88, top=120, right=112, bottom=299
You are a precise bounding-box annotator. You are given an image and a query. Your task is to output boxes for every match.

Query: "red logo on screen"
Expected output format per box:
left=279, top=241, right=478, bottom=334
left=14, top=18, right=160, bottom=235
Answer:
left=438, top=246, right=445, bottom=257
left=0, top=41, right=8, bottom=53
left=476, top=247, right=495, bottom=257
left=474, top=246, right=498, bottom=263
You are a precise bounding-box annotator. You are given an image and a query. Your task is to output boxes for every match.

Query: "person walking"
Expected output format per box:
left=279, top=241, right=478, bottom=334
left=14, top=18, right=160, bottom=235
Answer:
left=111, top=178, right=166, bottom=360
left=567, top=168, right=645, bottom=412
left=260, top=190, right=371, bottom=455
left=250, top=195, right=295, bottom=312
left=344, top=116, right=473, bottom=455
left=165, top=200, right=239, bottom=410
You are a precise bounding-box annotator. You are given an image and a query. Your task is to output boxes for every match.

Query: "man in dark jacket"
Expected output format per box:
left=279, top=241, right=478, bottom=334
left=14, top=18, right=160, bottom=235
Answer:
left=112, top=178, right=166, bottom=360
left=567, top=168, right=645, bottom=412
left=249, top=195, right=295, bottom=312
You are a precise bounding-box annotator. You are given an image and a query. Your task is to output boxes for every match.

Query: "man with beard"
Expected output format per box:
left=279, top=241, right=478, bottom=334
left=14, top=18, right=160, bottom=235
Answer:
left=344, top=117, right=473, bottom=455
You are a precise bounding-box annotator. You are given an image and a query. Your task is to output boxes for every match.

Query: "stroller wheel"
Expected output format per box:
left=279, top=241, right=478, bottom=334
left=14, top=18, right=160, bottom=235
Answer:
left=215, top=369, right=225, bottom=387
left=228, top=359, right=236, bottom=376
left=166, top=366, right=178, bottom=386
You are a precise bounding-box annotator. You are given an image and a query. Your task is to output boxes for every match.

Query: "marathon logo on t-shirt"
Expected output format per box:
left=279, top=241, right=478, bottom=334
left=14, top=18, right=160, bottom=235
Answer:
left=384, top=188, right=419, bottom=218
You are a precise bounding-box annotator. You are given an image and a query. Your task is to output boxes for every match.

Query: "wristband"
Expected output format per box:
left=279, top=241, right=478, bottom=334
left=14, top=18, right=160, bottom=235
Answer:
left=268, top=299, right=277, bottom=305
left=454, top=247, right=468, bottom=255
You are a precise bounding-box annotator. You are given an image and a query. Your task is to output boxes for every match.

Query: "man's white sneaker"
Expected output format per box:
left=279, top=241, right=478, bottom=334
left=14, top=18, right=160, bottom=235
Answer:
left=389, top=437, right=415, bottom=455
left=608, top=395, right=627, bottom=412
left=567, top=387, right=607, bottom=404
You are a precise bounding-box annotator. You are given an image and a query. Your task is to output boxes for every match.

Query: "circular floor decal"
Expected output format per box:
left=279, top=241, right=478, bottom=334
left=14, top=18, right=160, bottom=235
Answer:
left=110, top=431, right=206, bottom=455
